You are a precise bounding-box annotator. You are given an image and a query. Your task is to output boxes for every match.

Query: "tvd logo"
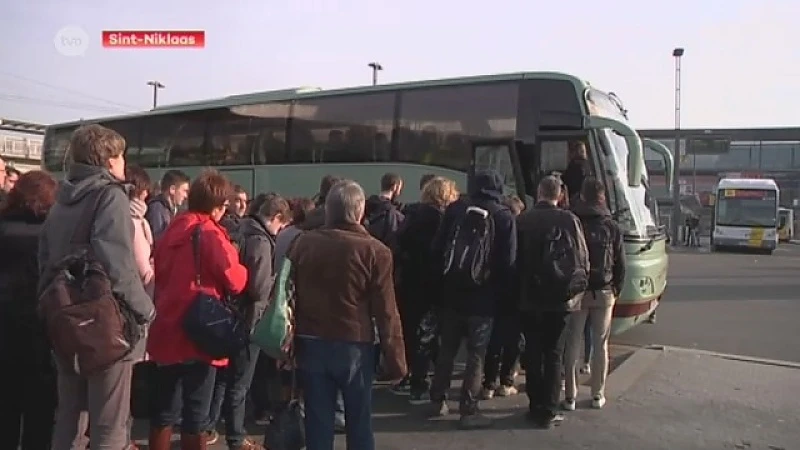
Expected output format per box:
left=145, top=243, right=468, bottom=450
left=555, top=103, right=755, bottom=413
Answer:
left=54, top=26, right=89, bottom=57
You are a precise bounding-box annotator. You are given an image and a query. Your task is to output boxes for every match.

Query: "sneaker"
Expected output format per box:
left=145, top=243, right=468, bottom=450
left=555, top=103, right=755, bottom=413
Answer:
left=390, top=378, right=411, bottom=396
left=592, top=393, right=606, bottom=409
left=495, top=385, right=518, bottom=397
left=579, top=363, right=591, bottom=375
left=252, top=412, right=270, bottom=426
left=458, top=413, right=493, bottom=429
left=480, top=387, right=495, bottom=400
left=204, top=430, right=220, bottom=445
left=562, top=398, right=576, bottom=411
left=409, top=390, right=430, bottom=405
left=430, top=400, right=450, bottom=417
left=525, top=409, right=564, bottom=429
left=234, top=438, right=265, bottom=450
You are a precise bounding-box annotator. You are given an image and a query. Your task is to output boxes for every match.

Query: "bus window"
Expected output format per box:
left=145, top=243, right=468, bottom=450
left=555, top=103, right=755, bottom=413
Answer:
left=716, top=189, right=778, bottom=228
left=397, top=83, right=518, bottom=172
left=290, top=93, right=394, bottom=164
left=474, top=144, right=517, bottom=196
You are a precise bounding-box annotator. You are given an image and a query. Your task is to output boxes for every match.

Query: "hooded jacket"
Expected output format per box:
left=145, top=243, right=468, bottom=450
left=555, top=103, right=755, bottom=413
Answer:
left=571, top=200, right=626, bottom=302
left=147, top=211, right=247, bottom=366
left=431, top=171, right=517, bottom=317
left=38, top=163, right=155, bottom=361
left=236, top=215, right=277, bottom=331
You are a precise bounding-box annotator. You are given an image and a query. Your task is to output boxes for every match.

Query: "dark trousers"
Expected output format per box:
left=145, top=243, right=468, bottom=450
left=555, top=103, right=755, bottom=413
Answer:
left=207, top=344, right=261, bottom=447
left=522, top=310, right=570, bottom=415
left=429, top=309, right=493, bottom=415
left=150, top=361, right=216, bottom=434
left=483, top=314, right=521, bottom=389
left=0, top=338, right=57, bottom=450
left=249, top=350, right=275, bottom=417
left=297, top=338, right=375, bottom=450
left=409, top=309, right=440, bottom=393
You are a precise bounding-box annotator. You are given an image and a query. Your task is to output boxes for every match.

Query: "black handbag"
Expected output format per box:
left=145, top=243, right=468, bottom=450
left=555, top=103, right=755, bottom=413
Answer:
left=264, top=370, right=306, bottom=450
left=183, top=225, right=249, bottom=359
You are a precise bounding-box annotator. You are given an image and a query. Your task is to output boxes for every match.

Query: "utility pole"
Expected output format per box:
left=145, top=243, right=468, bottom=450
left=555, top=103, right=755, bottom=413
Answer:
left=146, top=80, right=165, bottom=109
left=670, top=48, right=685, bottom=245
left=368, top=62, right=383, bottom=86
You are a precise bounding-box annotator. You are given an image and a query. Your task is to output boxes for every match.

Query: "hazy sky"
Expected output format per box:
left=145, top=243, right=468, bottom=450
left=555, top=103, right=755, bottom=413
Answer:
left=1, top=0, right=797, bottom=129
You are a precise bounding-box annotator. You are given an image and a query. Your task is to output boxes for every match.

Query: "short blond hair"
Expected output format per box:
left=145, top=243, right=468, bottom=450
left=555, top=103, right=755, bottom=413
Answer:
left=421, top=176, right=459, bottom=209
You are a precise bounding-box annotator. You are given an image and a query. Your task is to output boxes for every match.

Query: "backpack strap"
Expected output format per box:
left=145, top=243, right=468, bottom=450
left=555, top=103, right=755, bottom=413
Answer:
left=69, top=184, right=114, bottom=246
left=191, top=225, right=203, bottom=286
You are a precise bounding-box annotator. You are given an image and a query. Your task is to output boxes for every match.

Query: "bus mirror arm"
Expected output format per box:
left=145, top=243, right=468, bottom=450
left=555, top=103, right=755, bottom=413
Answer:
left=585, top=115, right=643, bottom=188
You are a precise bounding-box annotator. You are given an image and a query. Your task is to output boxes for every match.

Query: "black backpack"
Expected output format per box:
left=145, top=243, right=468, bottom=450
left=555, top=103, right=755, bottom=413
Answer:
left=442, top=205, right=495, bottom=288
left=582, top=217, right=615, bottom=290
left=537, top=217, right=588, bottom=301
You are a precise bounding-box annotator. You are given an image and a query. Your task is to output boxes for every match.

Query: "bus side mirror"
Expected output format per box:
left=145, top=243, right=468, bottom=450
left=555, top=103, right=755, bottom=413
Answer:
left=643, top=138, right=675, bottom=197
left=585, top=115, right=643, bottom=188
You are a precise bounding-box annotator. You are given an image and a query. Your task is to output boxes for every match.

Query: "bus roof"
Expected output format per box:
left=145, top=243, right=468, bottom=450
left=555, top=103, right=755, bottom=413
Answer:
left=716, top=178, right=779, bottom=190
left=48, top=71, right=587, bottom=128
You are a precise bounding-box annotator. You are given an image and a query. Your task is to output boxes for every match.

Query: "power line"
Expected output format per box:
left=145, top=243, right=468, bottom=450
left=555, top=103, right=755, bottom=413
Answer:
left=0, top=93, right=131, bottom=114
left=0, top=70, right=141, bottom=110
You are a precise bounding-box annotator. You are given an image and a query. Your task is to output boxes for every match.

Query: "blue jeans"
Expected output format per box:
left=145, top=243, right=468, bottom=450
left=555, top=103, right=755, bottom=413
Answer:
left=583, top=312, right=593, bottom=364
left=297, top=338, right=375, bottom=450
left=207, top=344, right=261, bottom=447
left=150, top=362, right=216, bottom=434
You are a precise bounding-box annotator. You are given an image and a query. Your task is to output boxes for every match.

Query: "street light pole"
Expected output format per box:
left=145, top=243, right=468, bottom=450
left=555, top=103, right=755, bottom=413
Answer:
left=146, top=80, right=165, bottom=109
left=670, top=48, right=684, bottom=245
left=367, top=62, right=383, bottom=86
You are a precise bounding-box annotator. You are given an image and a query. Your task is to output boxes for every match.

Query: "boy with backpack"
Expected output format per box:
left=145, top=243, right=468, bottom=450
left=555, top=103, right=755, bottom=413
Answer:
left=428, top=170, right=516, bottom=429
left=562, top=177, right=625, bottom=411
left=516, top=175, right=589, bottom=429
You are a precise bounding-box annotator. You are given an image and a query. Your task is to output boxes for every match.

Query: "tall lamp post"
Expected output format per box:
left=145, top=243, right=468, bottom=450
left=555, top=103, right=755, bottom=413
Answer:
left=368, top=62, right=383, bottom=86
left=146, top=80, right=165, bottom=109
left=670, top=48, right=684, bottom=245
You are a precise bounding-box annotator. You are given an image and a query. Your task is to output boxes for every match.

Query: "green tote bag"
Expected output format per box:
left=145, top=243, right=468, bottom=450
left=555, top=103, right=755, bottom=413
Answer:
left=252, top=255, right=296, bottom=360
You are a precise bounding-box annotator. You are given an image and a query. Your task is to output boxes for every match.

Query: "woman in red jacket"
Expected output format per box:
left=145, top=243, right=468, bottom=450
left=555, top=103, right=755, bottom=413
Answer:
left=147, top=169, right=248, bottom=450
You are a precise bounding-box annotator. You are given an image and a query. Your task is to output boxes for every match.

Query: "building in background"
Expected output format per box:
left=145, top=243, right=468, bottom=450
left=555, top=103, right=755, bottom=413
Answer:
left=0, top=118, right=45, bottom=172
left=639, top=127, right=800, bottom=236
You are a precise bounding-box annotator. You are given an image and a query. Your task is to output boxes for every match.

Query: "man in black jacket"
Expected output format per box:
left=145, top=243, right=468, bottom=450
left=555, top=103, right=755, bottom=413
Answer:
left=563, top=178, right=625, bottom=412
left=429, top=170, right=516, bottom=429
left=516, top=175, right=589, bottom=428
left=145, top=169, right=190, bottom=242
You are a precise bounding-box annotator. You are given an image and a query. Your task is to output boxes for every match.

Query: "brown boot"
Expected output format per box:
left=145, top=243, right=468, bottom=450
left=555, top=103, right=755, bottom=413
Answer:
left=147, top=426, right=173, bottom=450
left=180, top=433, right=207, bottom=450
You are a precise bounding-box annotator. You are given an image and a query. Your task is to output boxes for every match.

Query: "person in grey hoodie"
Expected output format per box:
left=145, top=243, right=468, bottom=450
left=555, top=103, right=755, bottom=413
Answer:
left=38, top=124, right=155, bottom=450
left=207, top=192, right=291, bottom=450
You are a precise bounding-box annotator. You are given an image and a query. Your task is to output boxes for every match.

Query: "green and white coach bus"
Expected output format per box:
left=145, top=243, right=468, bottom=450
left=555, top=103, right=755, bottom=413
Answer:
left=42, top=71, right=673, bottom=334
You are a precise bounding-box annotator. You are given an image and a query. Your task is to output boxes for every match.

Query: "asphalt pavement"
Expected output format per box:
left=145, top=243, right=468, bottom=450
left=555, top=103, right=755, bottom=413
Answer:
left=110, top=243, right=800, bottom=448
left=614, top=241, right=800, bottom=362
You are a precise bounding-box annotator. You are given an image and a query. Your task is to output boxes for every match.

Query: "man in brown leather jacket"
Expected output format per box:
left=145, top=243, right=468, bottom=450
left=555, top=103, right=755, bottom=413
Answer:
left=288, top=179, right=406, bottom=450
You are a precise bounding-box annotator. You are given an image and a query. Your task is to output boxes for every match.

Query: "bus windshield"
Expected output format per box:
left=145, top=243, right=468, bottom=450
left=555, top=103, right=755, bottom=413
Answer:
left=603, top=128, right=658, bottom=237
left=716, top=189, right=777, bottom=228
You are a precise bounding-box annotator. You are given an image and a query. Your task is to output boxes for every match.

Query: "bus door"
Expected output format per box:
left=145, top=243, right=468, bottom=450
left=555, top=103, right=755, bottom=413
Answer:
left=469, top=139, right=529, bottom=205
left=529, top=132, right=597, bottom=197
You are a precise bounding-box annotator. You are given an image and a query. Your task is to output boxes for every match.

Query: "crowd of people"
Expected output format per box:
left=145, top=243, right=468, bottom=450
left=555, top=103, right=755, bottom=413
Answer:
left=0, top=127, right=626, bottom=450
